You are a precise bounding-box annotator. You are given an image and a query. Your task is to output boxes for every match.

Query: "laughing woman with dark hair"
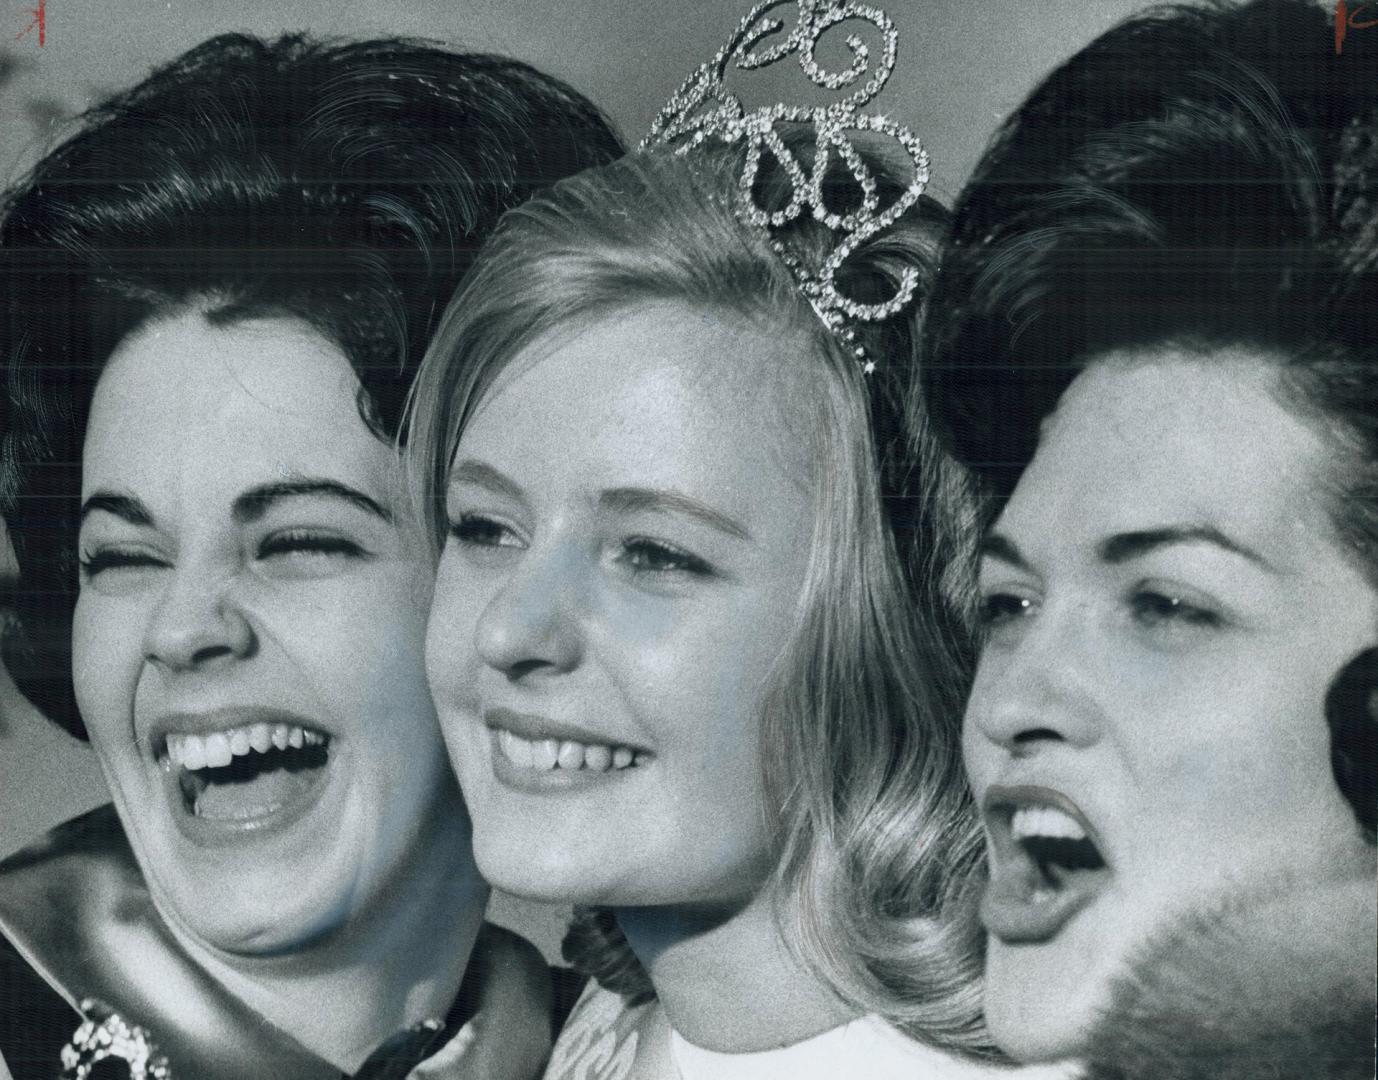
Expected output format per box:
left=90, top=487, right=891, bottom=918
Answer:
left=922, top=1, right=1377, bottom=1076
left=0, top=33, right=621, bottom=1079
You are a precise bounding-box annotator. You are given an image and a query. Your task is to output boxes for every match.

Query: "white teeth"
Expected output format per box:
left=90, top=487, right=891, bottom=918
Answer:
left=180, top=737, right=207, bottom=771
left=557, top=740, right=585, bottom=770
left=165, top=723, right=328, bottom=772
left=531, top=739, right=560, bottom=770
left=496, top=730, right=640, bottom=773
left=204, top=732, right=232, bottom=768
left=1012, top=805, right=1088, bottom=842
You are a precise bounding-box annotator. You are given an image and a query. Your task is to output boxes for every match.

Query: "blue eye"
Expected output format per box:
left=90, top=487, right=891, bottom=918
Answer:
left=1130, top=589, right=1222, bottom=629
left=621, top=538, right=711, bottom=576
left=449, top=514, right=523, bottom=549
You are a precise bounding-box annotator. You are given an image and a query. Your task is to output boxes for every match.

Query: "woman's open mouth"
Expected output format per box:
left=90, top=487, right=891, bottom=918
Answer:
left=981, top=785, right=1112, bottom=944
left=153, top=711, right=334, bottom=835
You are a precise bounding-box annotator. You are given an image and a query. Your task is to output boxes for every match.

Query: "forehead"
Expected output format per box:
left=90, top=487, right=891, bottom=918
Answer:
left=83, top=311, right=391, bottom=501
left=461, top=302, right=820, bottom=497
left=1000, top=347, right=1332, bottom=562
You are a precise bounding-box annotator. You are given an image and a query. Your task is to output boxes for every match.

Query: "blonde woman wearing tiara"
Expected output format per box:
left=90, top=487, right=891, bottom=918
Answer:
left=406, top=5, right=1064, bottom=1078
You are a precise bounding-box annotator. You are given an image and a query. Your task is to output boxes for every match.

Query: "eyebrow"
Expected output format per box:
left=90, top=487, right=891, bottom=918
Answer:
left=978, top=526, right=1272, bottom=573
left=231, top=478, right=392, bottom=524
left=1098, top=526, right=1271, bottom=569
left=601, top=487, right=752, bottom=541
left=80, top=491, right=155, bottom=527
left=978, top=532, right=1030, bottom=571
left=448, top=460, right=529, bottom=509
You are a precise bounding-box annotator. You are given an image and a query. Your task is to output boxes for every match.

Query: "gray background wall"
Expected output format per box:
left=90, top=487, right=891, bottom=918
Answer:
left=0, top=0, right=1160, bottom=953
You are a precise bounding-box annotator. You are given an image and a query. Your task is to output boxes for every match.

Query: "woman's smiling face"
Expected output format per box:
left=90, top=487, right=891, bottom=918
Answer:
left=73, top=311, right=465, bottom=955
left=964, top=349, right=1378, bottom=1061
left=424, top=302, right=817, bottom=908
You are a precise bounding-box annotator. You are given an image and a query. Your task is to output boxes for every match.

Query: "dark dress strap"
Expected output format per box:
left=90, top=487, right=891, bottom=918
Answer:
left=0, top=928, right=78, bottom=1080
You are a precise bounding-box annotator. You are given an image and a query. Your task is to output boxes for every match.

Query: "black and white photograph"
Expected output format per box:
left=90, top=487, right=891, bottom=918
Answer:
left=0, top=1, right=1374, bottom=1077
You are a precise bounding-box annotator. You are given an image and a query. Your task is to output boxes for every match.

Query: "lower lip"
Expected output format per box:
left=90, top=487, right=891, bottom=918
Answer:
left=980, top=855, right=1109, bottom=944
left=160, top=744, right=336, bottom=848
left=486, top=729, right=642, bottom=795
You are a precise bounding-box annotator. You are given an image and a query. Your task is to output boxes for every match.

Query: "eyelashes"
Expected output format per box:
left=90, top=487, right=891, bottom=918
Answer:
left=1128, top=589, right=1224, bottom=629
left=79, top=547, right=164, bottom=577
left=976, top=584, right=1227, bottom=640
left=448, top=513, right=714, bottom=578
left=79, top=530, right=370, bottom=580
left=619, top=537, right=712, bottom=576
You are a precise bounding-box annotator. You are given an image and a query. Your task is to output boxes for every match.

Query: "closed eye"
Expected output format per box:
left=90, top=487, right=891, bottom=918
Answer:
left=79, top=547, right=167, bottom=577
left=257, top=530, right=369, bottom=561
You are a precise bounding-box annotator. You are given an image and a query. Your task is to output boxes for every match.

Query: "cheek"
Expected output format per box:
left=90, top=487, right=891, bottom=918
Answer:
left=277, top=583, right=437, bottom=742
left=71, top=593, right=142, bottom=742
left=425, top=555, right=488, bottom=696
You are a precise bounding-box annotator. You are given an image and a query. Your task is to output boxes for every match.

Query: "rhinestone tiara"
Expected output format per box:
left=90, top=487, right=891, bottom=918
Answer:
left=642, top=0, right=931, bottom=374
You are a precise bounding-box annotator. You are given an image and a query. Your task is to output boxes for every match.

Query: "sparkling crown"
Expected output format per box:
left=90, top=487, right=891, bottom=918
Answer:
left=642, top=0, right=931, bottom=373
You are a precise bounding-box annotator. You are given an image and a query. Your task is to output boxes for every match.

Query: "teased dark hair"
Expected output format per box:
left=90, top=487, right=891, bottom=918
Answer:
left=922, top=0, right=1377, bottom=585
left=0, top=32, right=623, bottom=737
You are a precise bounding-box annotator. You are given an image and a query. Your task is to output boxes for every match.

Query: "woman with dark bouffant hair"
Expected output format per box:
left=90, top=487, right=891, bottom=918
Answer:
left=0, top=32, right=621, bottom=1079
left=922, top=1, right=1376, bottom=1076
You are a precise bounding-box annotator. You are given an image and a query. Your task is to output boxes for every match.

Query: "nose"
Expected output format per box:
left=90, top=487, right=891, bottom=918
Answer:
left=968, top=605, right=1105, bottom=753
left=474, top=542, right=585, bottom=680
left=142, top=569, right=255, bottom=672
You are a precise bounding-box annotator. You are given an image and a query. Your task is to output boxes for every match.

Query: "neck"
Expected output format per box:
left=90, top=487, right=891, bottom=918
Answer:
left=175, top=783, right=487, bottom=1072
left=618, top=882, right=857, bottom=1054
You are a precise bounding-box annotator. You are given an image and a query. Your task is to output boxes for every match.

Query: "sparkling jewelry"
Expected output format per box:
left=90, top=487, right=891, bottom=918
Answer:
left=60, top=1000, right=172, bottom=1080
left=643, top=0, right=930, bottom=373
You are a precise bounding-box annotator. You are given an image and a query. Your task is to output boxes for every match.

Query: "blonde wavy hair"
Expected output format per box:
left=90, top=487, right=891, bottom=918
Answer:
left=404, top=141, right=992, bottom=1054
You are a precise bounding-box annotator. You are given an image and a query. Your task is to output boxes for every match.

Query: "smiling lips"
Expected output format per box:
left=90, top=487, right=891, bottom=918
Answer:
left=485, top=708, right=647, bottom=776
left=153, top=710, right=332, bottom=826
left=164, top=722, right=326, bottom=770
left=981, top=785, right=1111, bottom=944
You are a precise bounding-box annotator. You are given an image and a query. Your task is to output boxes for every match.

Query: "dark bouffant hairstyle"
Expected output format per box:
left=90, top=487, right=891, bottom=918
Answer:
left=922, top=0, right=1376, bottom=578
left=0, top=33, right=624, bottom=738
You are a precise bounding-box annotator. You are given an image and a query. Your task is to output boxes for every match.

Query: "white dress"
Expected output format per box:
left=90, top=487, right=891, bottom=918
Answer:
left=546, top=984, right=1077, bottom=1080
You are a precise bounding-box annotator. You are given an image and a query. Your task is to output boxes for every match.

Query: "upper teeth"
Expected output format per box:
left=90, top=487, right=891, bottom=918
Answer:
left=497, top=730, right=639, bottom=773
left=166, top=724, right=325, bottom=771
left=1011, top=805, right=1087, bottom=842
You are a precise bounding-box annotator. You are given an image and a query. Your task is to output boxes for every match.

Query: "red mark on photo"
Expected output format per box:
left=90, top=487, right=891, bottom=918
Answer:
left=1336, top=1, right=1376, bottom=54
left=15, top=0, right=45, bottom=46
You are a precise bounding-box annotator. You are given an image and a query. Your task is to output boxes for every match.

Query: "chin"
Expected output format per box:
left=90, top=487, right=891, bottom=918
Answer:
left=163, top=860, right=358, bottom=956
left=984, top=940, right=1110, bottom=1063
left=473, top=835, right=613, bottom=904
